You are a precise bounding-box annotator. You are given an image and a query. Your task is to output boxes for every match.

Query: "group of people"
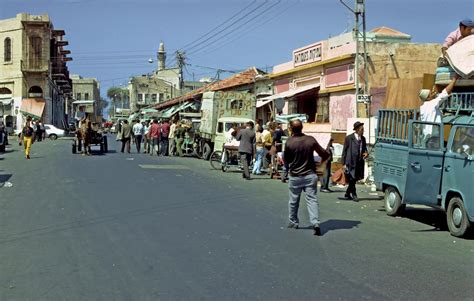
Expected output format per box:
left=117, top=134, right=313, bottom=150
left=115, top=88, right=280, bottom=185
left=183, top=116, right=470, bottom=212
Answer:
left=117, top=119, right=188, bottom=157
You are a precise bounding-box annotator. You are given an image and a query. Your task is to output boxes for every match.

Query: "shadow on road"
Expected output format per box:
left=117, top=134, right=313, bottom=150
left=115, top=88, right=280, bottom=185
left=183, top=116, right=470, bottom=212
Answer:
left=0, top=173, right=12, bottom=183
left=401, top=207, right=448, bottom=231
left=298, top=219, right=361, bottom=236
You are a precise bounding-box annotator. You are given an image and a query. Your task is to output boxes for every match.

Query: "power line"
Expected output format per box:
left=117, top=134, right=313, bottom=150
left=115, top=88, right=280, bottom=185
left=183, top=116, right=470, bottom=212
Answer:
left=185, top=0, right=282, bottom=58
left=190, top=0, right=298, bottom=60
left=179, top=0, right=258, bottom=50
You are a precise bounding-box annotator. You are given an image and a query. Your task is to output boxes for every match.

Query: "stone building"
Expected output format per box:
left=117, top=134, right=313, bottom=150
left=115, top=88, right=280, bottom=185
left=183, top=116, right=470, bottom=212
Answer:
left=0, top=13, right=72, bottom=132
left=71, top=74, right=104, bottom=122
left=128, top=42, right=180, bottom=112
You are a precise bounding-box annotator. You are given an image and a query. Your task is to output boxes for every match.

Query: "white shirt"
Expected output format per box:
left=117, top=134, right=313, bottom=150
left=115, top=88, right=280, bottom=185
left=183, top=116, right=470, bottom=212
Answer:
left=420, top=89, right=449, bottom=136
left=133, top=123, right=144, bottom=136
left=169, top=123, right=176, bottom=139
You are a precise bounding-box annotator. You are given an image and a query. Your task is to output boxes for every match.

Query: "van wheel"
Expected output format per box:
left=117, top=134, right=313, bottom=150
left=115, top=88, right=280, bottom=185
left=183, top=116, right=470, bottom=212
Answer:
left=203, top=143, right=212, bottom=160
left=385, top=186, right=404, bottom=216
left=447, top=197, right=470, bottom=237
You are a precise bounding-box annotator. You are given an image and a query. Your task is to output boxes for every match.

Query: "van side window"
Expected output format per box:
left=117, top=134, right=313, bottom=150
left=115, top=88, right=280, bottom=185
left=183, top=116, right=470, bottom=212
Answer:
left=451, top=126, right=474, bottom=156
left=412, top=123, right=441, bottom=150
left=217, top=122, right=223, bottom=133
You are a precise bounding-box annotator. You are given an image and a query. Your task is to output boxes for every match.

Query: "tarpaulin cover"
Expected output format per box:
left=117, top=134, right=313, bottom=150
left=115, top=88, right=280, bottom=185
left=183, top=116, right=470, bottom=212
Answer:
left=446, top=35, right=474, bottom=78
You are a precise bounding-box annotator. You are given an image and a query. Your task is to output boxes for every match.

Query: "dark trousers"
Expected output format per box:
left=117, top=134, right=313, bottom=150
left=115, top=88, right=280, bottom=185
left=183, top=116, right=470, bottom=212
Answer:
left=160, top=137, right=169, bottom=156
left=36, top=131, right=42, bottom=141
left=321, top=161, right=332, bottom=190
left=134, top=135, right=142, bottom=153
left=121, top=137, right=131, bottom=153
left=346, top=175, right=357, bottom=197
left=240, top=152, right=252, bottom=179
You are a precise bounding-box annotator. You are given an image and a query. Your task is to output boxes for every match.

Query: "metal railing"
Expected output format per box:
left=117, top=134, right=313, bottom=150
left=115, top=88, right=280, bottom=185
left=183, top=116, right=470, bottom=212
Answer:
left=377, top=109, right=419, bottom=144
left=442, top=93, right=474, bottom=114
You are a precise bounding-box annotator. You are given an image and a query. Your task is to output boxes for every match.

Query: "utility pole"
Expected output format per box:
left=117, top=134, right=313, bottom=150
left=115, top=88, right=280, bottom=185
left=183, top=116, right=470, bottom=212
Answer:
left=175, top=51, right=186, bottom=90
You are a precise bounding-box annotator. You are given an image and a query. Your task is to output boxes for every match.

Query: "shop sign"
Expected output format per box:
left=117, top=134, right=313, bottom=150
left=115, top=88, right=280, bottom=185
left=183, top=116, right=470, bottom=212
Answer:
left=293, top=43, right=322, bottom=67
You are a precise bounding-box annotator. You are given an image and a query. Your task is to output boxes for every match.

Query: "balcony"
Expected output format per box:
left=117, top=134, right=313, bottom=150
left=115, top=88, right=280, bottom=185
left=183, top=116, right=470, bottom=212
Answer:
left=21, top=59, right=49, bottom=73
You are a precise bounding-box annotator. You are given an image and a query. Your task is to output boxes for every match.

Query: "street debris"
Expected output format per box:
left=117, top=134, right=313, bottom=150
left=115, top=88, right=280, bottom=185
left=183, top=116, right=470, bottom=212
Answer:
left=0, top=181, right=13, bottom=188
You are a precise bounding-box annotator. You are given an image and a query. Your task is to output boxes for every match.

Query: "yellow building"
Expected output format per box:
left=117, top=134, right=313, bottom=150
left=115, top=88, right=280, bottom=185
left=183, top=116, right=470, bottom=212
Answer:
left=0, top=13, right=72, bottom=132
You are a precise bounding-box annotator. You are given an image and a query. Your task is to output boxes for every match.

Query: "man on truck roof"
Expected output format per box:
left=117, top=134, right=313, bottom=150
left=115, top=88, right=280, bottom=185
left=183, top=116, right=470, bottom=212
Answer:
left=442, top=18, right=474, bottom=56
left=418, top=77, right=458, bottom=137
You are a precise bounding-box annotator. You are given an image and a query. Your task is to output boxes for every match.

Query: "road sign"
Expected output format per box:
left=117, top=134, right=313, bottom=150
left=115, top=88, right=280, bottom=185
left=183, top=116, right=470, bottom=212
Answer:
left=357, top=94, right=371, bottom=103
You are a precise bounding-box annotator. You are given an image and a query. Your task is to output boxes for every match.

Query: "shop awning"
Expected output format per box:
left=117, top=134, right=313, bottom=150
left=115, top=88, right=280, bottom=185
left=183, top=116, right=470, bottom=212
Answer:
left=0, top=97, right=13, bottom=106
left=20, top=98, right=45, bottom=119
left=257, top=83, right=320, bottom=107
left=162, top=102, right=194, bottom=118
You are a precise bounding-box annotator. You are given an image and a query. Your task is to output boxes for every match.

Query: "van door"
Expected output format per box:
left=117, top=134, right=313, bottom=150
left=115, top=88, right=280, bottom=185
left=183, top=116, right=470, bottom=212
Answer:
left=404, top=121, right=444, bottom=205
left=443, top=125, right=474, bottom=217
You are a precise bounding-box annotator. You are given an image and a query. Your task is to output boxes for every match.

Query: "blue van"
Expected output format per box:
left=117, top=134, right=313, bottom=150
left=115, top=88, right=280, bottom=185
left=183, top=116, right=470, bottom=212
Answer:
left=374, top=93, right=473, bottom=237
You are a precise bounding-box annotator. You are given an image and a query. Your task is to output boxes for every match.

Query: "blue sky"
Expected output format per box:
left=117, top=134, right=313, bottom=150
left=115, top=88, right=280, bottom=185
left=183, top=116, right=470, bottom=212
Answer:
left=2, top=0, right=473, bottom=100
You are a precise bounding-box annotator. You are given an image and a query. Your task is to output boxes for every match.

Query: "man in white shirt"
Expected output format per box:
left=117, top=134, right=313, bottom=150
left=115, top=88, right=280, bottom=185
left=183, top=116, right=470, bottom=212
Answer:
left=132, top=119, right=144, bottom=153
left=419, top=77, right=457, bottom=137
left=168, top=120, right=177, bottom=156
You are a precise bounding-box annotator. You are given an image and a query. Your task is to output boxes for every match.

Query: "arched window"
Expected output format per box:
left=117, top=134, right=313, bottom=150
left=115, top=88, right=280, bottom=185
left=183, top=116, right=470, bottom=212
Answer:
left=0, top=87, right=12, bottom=95
left=28, top=86, right=43, bottom=98
left=4, top=38, right=11, bottom=62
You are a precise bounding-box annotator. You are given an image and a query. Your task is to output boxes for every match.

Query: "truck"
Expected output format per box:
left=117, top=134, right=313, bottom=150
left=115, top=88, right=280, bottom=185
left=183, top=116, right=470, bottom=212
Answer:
left=374, top=93, right=473, bottom=237
left=198, top=91, right=256, bottom=160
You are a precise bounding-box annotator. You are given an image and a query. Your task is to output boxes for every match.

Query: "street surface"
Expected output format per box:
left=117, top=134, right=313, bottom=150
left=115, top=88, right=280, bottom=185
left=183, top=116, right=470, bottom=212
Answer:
left=0, top=137, right=473, bottom=300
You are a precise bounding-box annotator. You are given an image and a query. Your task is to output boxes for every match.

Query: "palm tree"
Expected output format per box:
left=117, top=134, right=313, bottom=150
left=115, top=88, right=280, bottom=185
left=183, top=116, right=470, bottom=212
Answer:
left=106, top=87, right=129, bottom=117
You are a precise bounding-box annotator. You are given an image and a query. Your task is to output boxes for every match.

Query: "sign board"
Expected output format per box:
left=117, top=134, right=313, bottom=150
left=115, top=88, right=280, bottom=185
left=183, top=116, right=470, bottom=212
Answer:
left=357, top=94, right=371, bottom=103
left=293, top=43, right=322, bottom=67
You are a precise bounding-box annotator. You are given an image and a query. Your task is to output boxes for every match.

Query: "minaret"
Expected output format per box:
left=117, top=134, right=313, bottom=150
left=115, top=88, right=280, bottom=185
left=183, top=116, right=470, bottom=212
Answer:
left=158, top=42, right=166, bottom=71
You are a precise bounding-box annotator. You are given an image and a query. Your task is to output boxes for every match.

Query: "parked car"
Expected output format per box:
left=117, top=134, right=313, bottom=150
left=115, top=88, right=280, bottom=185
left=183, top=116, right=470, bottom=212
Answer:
left=44, top=124, right=65, bottom=140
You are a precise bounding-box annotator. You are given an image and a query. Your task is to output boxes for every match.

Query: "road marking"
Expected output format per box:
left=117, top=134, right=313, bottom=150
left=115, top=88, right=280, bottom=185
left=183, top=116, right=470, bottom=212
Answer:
left=139, top=164, right=190, bottom=170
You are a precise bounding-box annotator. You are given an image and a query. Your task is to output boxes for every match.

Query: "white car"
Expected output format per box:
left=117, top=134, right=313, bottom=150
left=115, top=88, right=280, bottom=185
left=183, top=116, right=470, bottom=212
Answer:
left=44, top=124, right=65, bottom=140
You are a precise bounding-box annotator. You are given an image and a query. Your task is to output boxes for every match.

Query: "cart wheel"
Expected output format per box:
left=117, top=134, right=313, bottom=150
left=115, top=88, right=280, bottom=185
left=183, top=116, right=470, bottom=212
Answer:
left=210, top=151, right=222, bottom=170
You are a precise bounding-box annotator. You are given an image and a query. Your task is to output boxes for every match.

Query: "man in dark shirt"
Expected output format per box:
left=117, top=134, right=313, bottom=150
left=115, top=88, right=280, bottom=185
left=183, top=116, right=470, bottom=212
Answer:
left=235, top=121, right=256, bottom=180
left=283, top=119, right=329, bottom=236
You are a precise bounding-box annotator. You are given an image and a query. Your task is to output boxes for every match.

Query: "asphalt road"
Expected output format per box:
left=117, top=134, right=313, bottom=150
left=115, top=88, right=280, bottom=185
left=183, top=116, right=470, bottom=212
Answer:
left=1, top=137, right=473, bottom=301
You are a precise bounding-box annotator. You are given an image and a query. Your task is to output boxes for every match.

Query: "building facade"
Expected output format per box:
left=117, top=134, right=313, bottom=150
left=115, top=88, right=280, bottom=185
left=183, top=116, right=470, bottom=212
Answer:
left=128, top=42, right=181, bottom=112
left=0, top=13, right=72, bottom=132
left=267, top=27, right=440, bottom=146
left=70, top=74, right=104, bottom=122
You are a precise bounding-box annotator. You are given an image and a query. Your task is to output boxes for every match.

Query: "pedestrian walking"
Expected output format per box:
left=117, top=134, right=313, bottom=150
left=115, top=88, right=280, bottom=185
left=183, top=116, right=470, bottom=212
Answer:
left=252, top=126, right=265, bottom=175
left=160, top=119, right=170, bottom=156
left=235, top=121, right=256, bottom=180
left=341, top=121, right=368, bottom=201
left=175, top=122, right=186, bottom=157
left=168, top=119, right=177, bottom=156
left=19, top=116, right=35, bottom=159
left=320, top=138, right=334, bottom=193
left=132, top=119, right=144, bottom=153
left=82, top=119, right=93, bottom=156
left=36, top=120, right=43, bottom=142
left=149, top=119, right=161, bottom=156
left=120, top=120, right=132, bottom=153
left=284, top=119, right=329, bottom=236
left=143, top=120, right=150, bottom=153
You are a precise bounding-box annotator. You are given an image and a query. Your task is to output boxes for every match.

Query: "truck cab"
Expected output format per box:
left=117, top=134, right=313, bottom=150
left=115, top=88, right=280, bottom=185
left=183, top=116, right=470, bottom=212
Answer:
left=374, top=93, right=473, bottom=237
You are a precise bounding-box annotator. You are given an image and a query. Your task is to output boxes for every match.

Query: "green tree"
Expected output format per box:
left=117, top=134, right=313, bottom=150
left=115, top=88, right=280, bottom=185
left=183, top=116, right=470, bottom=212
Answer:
left=106, top=87, right=129, bottom=117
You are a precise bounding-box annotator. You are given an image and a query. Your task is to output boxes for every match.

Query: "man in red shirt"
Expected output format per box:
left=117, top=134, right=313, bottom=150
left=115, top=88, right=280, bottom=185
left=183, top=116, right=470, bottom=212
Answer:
left=148, top=119, right=161, bottom=156
left=160, top=119, right=170, bottom=156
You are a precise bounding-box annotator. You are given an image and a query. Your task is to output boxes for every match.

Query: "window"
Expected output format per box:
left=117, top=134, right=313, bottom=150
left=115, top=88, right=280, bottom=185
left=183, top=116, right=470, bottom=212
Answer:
left=29, top=36, right=42, bottom=69
left=84, top=93, right=89, bottom=100
left=159, top=93, right=164, bottom=102
left=316, top=96, right=329, bottom=123
left=217, top=122, right=224, bottom=133
left=137, top=93, right=143, bottom=102
left=4, top=38, right=11, bottom=62
left=76, top=93, right=81, bottom=100
left=412, top=123, right=441, bottom=150
left=451, top=126, right=474, bottom=156
left=152, top=94, right=157, bottom=102
left=145, top=93, right=151, bottom=104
